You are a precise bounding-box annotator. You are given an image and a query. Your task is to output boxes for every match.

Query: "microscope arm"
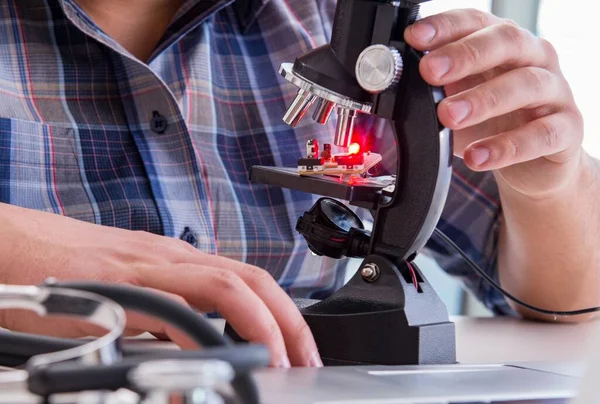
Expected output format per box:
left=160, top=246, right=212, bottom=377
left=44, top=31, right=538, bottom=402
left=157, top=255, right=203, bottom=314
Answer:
left=268, top=0, right=453, bottom=261
left=368, top=45, right=453, bottom=262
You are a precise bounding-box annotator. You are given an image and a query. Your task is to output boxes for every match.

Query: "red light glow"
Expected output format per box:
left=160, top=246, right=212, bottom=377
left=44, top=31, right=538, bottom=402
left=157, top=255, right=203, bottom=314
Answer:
left=348, top=143, right=360, bottom=155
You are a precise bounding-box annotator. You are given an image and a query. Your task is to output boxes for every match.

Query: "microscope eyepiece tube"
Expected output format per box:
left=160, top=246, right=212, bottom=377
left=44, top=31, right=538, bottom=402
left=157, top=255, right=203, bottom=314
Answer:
left=283, top=89, right=317, bottom=127
left=334, top=108, right=357, bottom=148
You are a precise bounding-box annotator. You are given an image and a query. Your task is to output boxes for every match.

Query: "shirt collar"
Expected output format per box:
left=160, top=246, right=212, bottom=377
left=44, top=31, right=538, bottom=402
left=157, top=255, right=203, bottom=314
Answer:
left=61, top=0, right=271, bottom=33
left=58, top=0, right=271, bottom=62
left=172, top=0, right=272, bottom=33
left=233, top=0, right=271, bottom=32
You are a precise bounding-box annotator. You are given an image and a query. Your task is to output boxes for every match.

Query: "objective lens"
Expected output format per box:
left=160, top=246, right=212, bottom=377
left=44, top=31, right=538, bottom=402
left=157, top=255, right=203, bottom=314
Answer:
left=313, top=98, right=335, bottom=125
left=334, top=108, right=357, bottom=148
left=283, top=89, right=317, bottom=127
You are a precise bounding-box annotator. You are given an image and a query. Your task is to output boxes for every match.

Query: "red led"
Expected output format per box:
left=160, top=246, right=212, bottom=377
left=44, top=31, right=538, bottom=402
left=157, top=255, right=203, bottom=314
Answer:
left=348, top=143, right=360, bottom=155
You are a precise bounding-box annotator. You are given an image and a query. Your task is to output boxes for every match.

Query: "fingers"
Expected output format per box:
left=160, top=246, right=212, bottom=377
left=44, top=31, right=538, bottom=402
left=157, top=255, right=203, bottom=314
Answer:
left=464, top=112, right=582, bottom=171
left=185, top=255, right=322, bottom=368
left=406, top=8, right=501, bottom=50
left=237, top=263, right=321, bottom=367
left=128, top=231, right=321, bottom=367
left=421, top=24, right=554, bottom=87
left=406, top=9, right=560, bottom=87
left=137, top=264, right=291, bottom=368
left=129, top=230, right=321, bottom=367
left=122, top=289, right=200, bottom=350
left=438, top=67, right=568, bottom=130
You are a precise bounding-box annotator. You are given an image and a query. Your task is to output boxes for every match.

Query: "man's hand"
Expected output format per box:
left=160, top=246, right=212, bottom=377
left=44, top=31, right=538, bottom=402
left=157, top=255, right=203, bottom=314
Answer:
left=405, top=8, right=585, bottom=199
left=405, top=10, right=600, bottom=322
left=0, top=203, right=322, bottom=368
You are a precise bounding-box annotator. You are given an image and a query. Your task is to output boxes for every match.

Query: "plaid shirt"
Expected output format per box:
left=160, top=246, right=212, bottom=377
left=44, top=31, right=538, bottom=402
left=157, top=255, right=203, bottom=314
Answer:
left=0, top=0, right=511, bottom=314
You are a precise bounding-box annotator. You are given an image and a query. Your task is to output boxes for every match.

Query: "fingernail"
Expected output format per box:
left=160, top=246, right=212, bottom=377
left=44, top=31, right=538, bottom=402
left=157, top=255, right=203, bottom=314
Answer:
left=446, top=100, right=471, bottom=124
left=411, top=22, right=436, bottom=43
left=470, top=147, right=491, bottom=166
left=309, top=351, right=324, bottom=368
left=427, top=55, right=452, bottom=80
left=277, top=356, right=291, bottom=369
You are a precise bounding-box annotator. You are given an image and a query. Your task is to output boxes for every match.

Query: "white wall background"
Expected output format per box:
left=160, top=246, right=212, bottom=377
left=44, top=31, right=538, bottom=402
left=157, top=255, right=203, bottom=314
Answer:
left=420, top=0, right=492, bottom=16
left=538, top=1, right=600, bottom=158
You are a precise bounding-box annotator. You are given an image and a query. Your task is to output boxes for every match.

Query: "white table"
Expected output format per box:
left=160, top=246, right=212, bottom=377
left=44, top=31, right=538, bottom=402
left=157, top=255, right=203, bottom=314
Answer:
left=2, top=316, right=598, bottom=403
left=127, top=315, right=600, bottom=364
left=4, top=315, right=599, bottom=371
left=452, top=316, right=599, bottom=364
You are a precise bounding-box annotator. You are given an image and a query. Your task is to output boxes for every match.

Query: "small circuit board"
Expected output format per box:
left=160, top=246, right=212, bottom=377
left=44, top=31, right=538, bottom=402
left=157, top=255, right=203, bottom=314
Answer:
left=298, top=139, right=382, bottom=176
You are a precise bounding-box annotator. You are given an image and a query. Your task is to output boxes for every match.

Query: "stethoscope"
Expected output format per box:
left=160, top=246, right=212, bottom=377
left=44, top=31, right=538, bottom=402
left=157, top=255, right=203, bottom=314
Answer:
left=0, top=280, right=268, bottom=404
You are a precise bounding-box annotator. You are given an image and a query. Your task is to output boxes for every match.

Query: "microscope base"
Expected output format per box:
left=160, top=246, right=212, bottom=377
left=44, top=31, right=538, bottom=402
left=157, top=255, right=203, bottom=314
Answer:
left=302, top=312, right=456, bottom=366
left=224, top=255, right=456, bottom=366
left=298, top=255, right=456, bottom=366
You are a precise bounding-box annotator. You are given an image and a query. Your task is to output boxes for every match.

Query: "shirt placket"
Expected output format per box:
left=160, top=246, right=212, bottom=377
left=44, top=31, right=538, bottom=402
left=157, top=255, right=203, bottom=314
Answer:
left=59, top=0, right=217, bottom=253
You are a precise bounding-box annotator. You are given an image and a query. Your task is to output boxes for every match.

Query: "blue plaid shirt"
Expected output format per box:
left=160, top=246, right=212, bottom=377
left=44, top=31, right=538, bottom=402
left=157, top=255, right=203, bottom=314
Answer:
left=0, top=0, right=510, bottom=314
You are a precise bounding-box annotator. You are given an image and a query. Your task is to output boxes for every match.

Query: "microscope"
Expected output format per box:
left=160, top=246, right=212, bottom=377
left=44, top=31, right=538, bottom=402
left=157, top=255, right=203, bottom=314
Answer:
left=227, top=0, right=456, bottom=367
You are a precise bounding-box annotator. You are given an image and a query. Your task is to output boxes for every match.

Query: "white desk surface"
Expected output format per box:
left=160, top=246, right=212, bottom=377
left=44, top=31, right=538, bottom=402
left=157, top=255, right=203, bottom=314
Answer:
left=2, top=315, right=597, bottom=370
left=132, top=315, right=600, bottom=365
left=452, top=316, right=599, bottom=364
left=1, top=315, right=598, bottom=403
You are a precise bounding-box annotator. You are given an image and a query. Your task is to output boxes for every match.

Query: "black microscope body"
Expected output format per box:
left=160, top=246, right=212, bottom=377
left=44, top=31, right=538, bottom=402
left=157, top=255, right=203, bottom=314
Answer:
left=226, top=0, right=457, bottom=366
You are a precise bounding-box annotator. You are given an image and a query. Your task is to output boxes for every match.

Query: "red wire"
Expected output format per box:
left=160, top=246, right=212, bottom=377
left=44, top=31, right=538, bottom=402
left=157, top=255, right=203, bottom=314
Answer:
left=407, top=261, right=419, bottom=291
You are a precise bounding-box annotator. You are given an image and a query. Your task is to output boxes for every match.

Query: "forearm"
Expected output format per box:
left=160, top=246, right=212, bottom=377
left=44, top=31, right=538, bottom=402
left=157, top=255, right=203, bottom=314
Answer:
left=497, top=152, right=600, bottom=322
left=0, top=203, right=31, bottom=285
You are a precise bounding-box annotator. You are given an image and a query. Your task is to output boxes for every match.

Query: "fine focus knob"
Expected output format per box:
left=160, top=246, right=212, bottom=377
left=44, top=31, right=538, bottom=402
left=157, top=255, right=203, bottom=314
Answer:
left=355, top=45, right=403, bottom=94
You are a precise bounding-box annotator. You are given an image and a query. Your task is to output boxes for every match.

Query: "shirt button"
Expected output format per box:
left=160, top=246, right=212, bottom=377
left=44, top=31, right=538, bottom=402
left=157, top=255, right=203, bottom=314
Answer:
left=180, top=227, right=198, bottom=247
left=151, top=111, right=168, bottom=134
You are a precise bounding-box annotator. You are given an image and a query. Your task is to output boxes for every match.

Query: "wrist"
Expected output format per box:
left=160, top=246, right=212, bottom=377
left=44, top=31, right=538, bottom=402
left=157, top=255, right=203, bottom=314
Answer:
left=495, top=147, right=600, bottom=275
left=494, top=148, right=598, bottom=208
left=495, top=151, right=600, bottom=321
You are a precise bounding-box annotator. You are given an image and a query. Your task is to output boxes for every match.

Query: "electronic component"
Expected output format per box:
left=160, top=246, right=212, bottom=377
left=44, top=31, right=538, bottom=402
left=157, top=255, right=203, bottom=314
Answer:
left=347, top=142, right=361, bottom=155
left=334, top=152, right=365, bottom=166
left=298, top=139, right=382, bottom=176
left=297, top=157, right=324, bottom=170
left=306, top=139, right=319, bottom=158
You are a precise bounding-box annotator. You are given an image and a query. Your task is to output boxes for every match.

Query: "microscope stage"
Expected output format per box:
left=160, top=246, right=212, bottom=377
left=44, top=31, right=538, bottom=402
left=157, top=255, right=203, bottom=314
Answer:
left=250, top=165, right=395, bottom=209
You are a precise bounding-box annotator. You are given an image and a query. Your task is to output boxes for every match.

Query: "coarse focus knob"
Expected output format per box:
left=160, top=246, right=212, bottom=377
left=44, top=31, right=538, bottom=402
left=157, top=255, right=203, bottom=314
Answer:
left=355, top=45, right=403, bottom=94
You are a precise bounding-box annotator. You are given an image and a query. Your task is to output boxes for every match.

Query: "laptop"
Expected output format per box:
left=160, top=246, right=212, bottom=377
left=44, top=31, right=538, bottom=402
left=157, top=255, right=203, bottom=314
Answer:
left=0, top=322, right=597, bottom=403
left=254, top=324, right=600, bottom=404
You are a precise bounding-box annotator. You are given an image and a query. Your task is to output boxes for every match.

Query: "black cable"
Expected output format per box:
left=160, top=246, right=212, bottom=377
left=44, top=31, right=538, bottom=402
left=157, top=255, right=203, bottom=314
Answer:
left=44, top=282, right=262, bottom=404
left=0, top=329, right=168, bottom=367
left=0, top=353, right=32, bottom=368
left=50, top=281, right=227, bottom=347
left=0, top=329, right=87, bottom=358
left=433, top=228, right=600, bottom=317
left=27, top=345, right=270, bottom=396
